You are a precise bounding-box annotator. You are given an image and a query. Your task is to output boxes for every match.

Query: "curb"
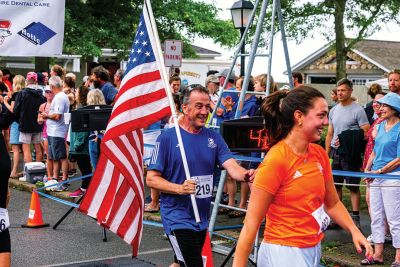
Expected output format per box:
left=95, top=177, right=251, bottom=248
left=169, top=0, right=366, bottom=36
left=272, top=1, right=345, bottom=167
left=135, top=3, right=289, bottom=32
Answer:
left=8, top=178, right=73, bottom=201
left=9, top=178, right=162, bottom=222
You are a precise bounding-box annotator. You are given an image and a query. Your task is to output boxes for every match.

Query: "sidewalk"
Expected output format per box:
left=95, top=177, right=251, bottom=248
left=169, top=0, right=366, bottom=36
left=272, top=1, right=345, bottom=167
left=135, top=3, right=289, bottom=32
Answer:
left=9, top=178, right=396, bottom=266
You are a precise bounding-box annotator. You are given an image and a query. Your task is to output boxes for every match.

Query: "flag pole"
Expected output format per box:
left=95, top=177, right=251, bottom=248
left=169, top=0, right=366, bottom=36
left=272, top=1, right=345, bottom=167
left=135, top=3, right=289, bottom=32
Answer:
left=144, top=0, right=201, bottom=223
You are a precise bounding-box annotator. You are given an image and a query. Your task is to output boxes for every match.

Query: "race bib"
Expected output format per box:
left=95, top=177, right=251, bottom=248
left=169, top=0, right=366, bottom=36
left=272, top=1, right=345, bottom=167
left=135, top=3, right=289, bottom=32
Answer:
left=0, top=208, right=10, bottom=233
left=192, top=175, right=213, bottom=199
left=311, top=204, right=331, bottom=234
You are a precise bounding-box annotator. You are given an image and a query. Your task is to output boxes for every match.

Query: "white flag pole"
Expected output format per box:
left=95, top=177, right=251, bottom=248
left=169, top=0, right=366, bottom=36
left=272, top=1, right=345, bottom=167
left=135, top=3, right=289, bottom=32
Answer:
left=144, top=0, right=201, bottom=223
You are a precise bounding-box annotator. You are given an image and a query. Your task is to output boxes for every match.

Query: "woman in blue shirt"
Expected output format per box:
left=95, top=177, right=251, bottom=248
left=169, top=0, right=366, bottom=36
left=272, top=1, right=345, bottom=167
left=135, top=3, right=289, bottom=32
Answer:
left=364, top=92, right=400, bottom=266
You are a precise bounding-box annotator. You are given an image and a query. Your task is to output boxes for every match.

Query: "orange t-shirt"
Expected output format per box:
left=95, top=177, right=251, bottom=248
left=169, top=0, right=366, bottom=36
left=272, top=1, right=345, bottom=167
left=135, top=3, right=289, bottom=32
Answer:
left=253, top=141, right=332, bottom=248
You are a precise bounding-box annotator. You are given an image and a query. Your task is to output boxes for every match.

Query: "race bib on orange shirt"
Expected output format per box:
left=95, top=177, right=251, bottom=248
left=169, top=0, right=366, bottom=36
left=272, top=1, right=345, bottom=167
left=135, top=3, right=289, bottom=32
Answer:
left=311, top=204, right=331, bottom=234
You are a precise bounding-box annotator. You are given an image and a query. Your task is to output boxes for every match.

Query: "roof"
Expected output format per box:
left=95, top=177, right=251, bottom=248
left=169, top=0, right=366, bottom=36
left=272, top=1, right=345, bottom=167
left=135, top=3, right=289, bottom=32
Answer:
left=352, top=39, right=400, bottom=72
left=191, top=45, right=221, bottom=56
left=286, top=39, right=400, bottom=74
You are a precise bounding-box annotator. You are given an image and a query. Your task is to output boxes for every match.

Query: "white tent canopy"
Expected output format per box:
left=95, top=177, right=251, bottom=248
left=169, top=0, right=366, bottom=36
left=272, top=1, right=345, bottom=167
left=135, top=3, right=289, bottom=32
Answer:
left=366, top=78, right=388, bottom=90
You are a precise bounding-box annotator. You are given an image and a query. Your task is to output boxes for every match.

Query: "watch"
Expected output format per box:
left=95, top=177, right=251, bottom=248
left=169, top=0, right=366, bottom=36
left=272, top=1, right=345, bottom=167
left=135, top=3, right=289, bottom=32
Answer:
left=378, top=168, right=383, bottom=174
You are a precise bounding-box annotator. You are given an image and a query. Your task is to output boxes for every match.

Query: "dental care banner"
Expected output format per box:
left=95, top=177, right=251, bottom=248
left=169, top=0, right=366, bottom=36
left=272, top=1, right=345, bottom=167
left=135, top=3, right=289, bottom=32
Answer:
left=0, top=0, right=65, bottom=56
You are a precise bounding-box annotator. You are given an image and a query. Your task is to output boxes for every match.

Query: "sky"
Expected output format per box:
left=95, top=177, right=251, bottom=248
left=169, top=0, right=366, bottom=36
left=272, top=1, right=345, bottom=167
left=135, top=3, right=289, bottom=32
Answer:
left=194, top=0, right=400, bottom=82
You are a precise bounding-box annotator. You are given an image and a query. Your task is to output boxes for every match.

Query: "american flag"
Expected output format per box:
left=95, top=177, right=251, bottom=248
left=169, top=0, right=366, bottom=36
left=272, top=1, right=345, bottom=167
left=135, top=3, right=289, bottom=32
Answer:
left=79, top=3, right=171, bottom=256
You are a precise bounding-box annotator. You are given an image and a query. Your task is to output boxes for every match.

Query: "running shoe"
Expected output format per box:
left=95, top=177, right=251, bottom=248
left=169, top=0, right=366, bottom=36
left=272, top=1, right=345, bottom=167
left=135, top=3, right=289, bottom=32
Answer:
left=54, top=184, right=68, bottom=192
left=69, top=188, right=85, bottom=198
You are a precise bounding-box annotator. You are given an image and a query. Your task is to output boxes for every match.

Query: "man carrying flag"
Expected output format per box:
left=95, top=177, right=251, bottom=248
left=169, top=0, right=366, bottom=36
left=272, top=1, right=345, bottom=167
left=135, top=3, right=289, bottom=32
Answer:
left=79, top=0, right=171, bottom=257
left=147, top=86, right=254, bottom=267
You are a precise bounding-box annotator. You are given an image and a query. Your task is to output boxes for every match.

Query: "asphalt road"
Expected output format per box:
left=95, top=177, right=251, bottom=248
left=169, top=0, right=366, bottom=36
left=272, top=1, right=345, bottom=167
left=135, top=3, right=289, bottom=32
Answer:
left=8, top=188, right=237, bottom=266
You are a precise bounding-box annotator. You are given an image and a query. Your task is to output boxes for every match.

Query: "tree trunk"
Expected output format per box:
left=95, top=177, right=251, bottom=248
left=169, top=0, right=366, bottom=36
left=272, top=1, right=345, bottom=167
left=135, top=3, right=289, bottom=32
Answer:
left=334, top=0, right=347, bottom=81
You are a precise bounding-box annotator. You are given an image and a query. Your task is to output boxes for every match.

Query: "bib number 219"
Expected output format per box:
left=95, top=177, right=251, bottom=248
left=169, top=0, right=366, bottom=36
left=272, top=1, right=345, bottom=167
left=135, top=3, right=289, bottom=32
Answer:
left=192, top=175, right=213, bottom=199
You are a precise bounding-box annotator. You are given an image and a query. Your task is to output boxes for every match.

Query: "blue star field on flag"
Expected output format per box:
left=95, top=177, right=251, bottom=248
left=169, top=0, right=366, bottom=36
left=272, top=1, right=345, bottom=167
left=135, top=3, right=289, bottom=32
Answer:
left=125, top=13, right=156, bottom=75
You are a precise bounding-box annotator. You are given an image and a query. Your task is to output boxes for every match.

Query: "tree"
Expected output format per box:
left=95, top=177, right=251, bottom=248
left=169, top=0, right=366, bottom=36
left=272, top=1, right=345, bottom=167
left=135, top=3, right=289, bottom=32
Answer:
left=265, top=0, right=400, bottom=79
left=63, top=0, right=239, bottom=59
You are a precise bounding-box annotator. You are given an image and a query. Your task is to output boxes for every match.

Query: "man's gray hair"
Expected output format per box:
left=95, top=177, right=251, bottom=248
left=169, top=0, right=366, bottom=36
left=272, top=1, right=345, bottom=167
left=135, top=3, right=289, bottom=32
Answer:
left=49, top=76, right=63, bottom=88
left=336, top=78, right=353, bottom=90
left=182, top=85, right=209, bottom=105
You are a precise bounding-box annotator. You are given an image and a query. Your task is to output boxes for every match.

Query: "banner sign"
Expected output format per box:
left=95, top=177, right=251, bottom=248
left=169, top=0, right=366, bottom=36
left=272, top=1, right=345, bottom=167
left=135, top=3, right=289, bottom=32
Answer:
left=0, top=0, right=65, bottom=56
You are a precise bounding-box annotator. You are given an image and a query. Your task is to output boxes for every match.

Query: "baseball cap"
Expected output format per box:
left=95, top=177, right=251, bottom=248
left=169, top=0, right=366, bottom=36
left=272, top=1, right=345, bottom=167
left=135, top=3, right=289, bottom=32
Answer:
left=26, top=72, right=38, bottom=82
left=377, top=92, right=400, bottom=113
left=217, top=69, right=235, bottom=81
left=205, top=75, right=219, bottom=85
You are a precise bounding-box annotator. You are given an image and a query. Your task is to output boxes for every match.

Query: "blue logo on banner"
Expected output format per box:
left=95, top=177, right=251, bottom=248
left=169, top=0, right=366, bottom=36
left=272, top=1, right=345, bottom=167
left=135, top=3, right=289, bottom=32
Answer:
left=18, top=22, right=56, bottom=45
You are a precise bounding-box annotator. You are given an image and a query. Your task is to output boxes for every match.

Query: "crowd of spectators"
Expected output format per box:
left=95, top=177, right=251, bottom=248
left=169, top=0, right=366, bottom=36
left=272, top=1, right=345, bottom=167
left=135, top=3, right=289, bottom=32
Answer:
left=0, top=65, right=121, bottom=197
left=2, top=63, right=400, bottom=265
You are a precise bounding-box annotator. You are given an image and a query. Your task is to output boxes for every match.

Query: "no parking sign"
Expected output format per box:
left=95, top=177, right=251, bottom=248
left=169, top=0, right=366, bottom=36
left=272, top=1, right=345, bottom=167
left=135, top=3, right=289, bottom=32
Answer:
left=164, top=39, right=182, bottom=67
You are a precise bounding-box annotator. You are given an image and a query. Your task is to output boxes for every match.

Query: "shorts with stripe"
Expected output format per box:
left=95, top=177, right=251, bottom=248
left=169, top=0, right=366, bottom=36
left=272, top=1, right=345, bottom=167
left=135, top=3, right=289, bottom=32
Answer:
left=167, top=229, right=206, bottom=267
left=257, top=242, right=321, bottom=267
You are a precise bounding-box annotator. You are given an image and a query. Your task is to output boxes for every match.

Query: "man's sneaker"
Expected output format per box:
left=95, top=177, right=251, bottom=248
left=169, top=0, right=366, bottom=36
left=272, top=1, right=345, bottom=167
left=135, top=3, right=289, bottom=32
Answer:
left=351, top=214, right=361, bottom=230
left=367, top=234, right=374, bottom=244
left=69, top=188, right=85, bottom=198
left=44, top=179, right=58, bottom=191
left=54, top=184, right=67, bottom=192
left=385, top=233, right=393, bottom=244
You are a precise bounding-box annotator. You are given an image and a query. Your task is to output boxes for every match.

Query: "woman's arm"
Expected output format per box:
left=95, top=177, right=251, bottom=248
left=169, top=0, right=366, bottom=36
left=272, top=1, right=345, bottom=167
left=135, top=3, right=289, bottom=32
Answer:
left=324, top=178, right=373, bottom=258
left=378, top=157, right=400, bottom=174
left=3, top=97, right=14, bottom=113
left=233, top=187, right=273, bottom=267
left=364, top=150, right=375, bottom=172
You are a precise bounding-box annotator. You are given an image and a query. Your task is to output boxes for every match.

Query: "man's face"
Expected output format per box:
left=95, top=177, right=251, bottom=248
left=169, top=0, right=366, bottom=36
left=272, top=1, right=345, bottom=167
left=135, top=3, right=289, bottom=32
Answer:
left=171, top=80, right=181, bottom=94
left=182, top=91, right=210, bottom=130
left=388, top=73, right=400, bottom=94
left=207, top=82, right=219, bottom=94
left=219, top=76, right=226, bottom=86
left=42, top=72, right=49, bottom=84
left=114, top=73, right=122, bottom=85
left=336, top=84, right=352, bottom=102
left=91, top=74, right=102, bottom=89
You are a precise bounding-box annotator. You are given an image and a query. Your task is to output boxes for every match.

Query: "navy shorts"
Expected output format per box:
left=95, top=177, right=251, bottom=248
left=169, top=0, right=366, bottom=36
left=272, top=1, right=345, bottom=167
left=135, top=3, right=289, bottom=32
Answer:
left=0, top=229, right=11, bottom=253
left=167, top=229, right=206, bottom=267
left=330, top=147, right=361, bottom=192
left=48, top=136, right=67, bottom=160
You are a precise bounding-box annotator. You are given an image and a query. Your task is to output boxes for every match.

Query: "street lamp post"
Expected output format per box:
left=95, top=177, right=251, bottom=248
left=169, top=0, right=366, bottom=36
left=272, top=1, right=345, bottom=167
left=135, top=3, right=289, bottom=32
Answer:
left=230, top=0, right=254, bottom=77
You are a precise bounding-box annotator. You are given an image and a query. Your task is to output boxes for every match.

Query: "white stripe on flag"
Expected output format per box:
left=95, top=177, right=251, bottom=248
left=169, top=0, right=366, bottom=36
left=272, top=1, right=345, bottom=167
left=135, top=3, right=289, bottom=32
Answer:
left=109, top=188, right=136, bottom=233
left=115, top=79, right=164, bottom=110
left=104, top=174, right=124, bottom=223
left=105, top=140, right=144, bottom=201
left=106, top=98, right=169, bottom=131
left=124, top=208, right=142, bottom=244
left=87, top=161, right=114, bottom=218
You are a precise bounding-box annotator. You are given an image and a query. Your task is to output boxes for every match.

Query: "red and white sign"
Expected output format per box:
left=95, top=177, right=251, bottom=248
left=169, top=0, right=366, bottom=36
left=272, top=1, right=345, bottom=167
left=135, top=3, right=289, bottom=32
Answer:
left=164, top=39, right=182, bottom=67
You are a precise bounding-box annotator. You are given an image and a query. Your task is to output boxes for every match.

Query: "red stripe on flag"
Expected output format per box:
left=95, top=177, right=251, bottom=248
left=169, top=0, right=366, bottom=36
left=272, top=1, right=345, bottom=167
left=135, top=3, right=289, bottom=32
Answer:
left=103, top=107, right=170, bottom=142
left=79, top=154, right=108, bottom=214
left=104, top=179, right=130, bottom=227
left=96, top=166, right=121, bottom=223
left=110, top=89, right=167, bottom=121
left=116, top=70, right=161, bottom=102
left=116, top=193, right=141, bottom=239
left=100, top=140, right=144, bottom=205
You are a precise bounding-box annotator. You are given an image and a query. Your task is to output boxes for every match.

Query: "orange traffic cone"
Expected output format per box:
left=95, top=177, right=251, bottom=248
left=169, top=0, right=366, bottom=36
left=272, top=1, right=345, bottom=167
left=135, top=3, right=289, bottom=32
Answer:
left=21, top=191, right=49, bottom=228
left=201, top=232, right=214, bottom=267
